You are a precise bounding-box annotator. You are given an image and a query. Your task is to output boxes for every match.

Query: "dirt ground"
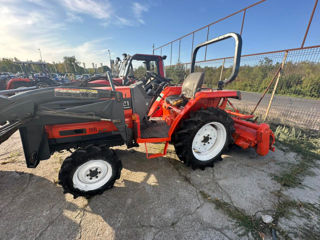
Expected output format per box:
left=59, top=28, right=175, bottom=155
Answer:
left=0, top=132, right=319, bottom=240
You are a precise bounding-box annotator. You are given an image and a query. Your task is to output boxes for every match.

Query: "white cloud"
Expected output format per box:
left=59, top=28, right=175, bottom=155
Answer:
left=59, top=0, right=112, bottom=21
left=66, top=11, right=83, bottom=22
left=132, top=2, right=148, bottom=24
left=0, top=0, right=149, bottom=64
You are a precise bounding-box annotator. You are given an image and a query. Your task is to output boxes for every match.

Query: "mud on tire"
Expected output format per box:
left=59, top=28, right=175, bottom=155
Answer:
left=173, top=107, right=234, bottom=170
left=58, top=145, right=122, bottom=198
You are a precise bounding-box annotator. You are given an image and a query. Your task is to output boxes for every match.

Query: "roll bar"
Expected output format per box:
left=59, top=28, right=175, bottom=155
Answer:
left=190, top=32, right=242, bottom=90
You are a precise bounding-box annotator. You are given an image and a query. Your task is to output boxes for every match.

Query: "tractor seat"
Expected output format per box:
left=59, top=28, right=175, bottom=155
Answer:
left=165, top=72, right=205, bottom=107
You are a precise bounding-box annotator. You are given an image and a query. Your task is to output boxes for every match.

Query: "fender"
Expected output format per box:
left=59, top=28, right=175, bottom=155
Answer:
left=6, top=78, right=31, bottom=90
left=164, top=90, right=241, bottom=137
left=89, top=78, right=124, bottom=86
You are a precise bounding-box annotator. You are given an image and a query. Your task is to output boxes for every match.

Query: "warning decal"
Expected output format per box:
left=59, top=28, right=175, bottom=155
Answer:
left=54, top=88, right=99, bottom=99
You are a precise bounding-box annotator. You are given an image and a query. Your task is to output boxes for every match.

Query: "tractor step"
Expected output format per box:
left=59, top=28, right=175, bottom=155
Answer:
left=140, top=119, right=170, bottom=139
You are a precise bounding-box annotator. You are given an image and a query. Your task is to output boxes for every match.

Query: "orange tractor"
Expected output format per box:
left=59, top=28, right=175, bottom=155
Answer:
left=0, top=33, right=275, bottom=198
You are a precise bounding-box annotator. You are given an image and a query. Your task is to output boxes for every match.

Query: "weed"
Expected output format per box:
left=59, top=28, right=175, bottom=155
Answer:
left=272, top=125, right=320, bottom=187
left=9, top=151, right=21, bottom=159
left=199, top=191, right=269, bottom=239
left=272, top=193, right=320, bottom=240
left=1, top=151, right=22, bottom=164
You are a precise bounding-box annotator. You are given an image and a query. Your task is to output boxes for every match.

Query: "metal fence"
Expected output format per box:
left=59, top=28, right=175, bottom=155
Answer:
left=153, top=0, right=267, bottom=64
left=163, top=45, right=320, bottom=130
left=152, top=0, right=320, bottom=131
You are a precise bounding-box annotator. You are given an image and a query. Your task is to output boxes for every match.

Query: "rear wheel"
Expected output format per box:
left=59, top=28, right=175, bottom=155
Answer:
left=59, top=145, right=122, bottom=198
left=173, top=108, right=234, bottom=170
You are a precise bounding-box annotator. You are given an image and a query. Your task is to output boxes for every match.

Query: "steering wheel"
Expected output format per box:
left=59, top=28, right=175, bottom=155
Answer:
left=143, top=71, right=171, bottom=96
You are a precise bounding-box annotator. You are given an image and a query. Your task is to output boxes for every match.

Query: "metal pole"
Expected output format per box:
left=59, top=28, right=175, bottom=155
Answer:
left=240, top=9, right=246, bottom=36
left=153, top=0, right=266, bottom=51
left=204, top=26, right=210, bottom=61
left=38, top=49, right=43, bottom=62
left=64, top=62, right=68, bottom=73
left=191, top=32, right=195, bottom=61
left=170, top=42, right=173, bottom=66
left=264, top=51, right=288, bottom=121
left=251, top=66, right=282, bottom=115
left=152, top=44, right=155, bottom=55
left=219, top=58, right=225, bottom=82
left=301, top=0, right=318, bottom=48
left=108, top=49, right=112, bottom=68
left=178, top=40, right=181, bottom=63
left=53, top=62, right=57, bottom=72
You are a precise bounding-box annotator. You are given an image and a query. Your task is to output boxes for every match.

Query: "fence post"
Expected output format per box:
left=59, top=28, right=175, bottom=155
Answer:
left=178, top=40, right=181, bottom=63
left=301, top=0, right=318, bottom=48
left=204, top=26, right=210, bottom=60
left=240, top=9, right=246, bottom=35
left=191, top=32, right=194, bottom=61
left=219, top=58, right=226, bottom=82
left=170, top=42, right=173, bottom=66
left=263, top=51, right=288, bottom=121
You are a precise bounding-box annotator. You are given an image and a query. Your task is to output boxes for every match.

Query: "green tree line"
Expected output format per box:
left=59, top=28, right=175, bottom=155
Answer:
left=0, top=56, right=109, bottom=75
left=165, top=58, right=320, bottom=99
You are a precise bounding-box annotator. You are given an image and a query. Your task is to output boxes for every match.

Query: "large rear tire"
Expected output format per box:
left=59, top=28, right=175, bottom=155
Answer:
left=59, top=145, right=122, bottom=198
left=173, top=108, right=234, bottom=170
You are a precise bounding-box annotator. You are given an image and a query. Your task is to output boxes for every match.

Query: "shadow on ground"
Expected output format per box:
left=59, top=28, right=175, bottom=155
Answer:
left=0, top=146, right=246, bottom=240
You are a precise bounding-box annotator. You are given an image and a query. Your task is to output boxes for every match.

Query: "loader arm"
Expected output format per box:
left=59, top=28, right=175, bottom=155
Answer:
left=0, top=87, right=127, bottom=167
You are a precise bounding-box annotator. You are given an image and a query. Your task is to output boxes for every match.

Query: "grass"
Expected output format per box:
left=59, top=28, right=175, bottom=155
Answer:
left=199, top=191, right=270, bottom=239
left=271, top=125, right=320, bottom=188
left=201, top=189, right=320, bottom=240
left=9, top=151, right=21, bottom=159
left=1, top=151, right=22, bottom=165
left=272, top=192, right=320, bottom=240
left=199, top=125, right=320, bottom=239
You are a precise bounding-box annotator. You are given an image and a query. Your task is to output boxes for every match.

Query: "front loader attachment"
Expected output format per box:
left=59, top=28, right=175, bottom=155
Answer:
left=0, top=87, right=126, bottom=167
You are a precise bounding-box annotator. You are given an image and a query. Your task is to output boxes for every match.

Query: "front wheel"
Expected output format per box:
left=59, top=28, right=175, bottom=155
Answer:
left=58, top=145, right=122, bottom=198
left=173, top=108, right=234, bottom=170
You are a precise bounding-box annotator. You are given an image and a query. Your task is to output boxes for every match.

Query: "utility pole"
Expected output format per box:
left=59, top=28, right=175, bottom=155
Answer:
left=107, top=49, right=112, bottom=69
left=52, top=61, right=57, bottom=72
left=38, top=49, right=43, bottom=62
left=64, top=62, right=68, bottom=73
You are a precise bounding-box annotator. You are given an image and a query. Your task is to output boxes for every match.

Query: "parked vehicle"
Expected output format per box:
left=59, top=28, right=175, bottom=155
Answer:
left=84, top=54, right=166, bottom=87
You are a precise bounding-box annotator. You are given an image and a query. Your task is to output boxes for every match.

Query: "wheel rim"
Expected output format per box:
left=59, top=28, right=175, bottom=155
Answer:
left=192, top=121, right=227, bottom=161
left=72, top=160, right=113, bottom=191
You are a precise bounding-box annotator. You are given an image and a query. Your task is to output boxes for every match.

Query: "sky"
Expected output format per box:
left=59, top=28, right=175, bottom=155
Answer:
left=0, top=0, right=319, bottom=66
